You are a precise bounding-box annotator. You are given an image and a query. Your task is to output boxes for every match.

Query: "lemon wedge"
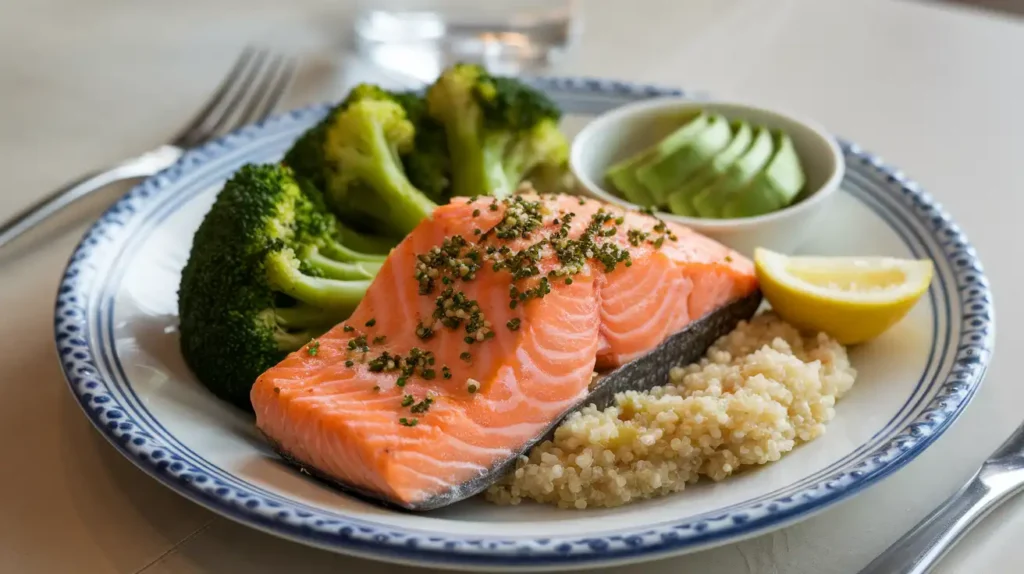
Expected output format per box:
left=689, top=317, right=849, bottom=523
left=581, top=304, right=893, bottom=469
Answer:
left=753, top=247, right=934, bottom=345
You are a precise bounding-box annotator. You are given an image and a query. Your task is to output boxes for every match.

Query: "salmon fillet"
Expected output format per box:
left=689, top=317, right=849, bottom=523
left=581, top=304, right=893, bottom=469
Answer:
left=251, top=193, right=757, bottom=509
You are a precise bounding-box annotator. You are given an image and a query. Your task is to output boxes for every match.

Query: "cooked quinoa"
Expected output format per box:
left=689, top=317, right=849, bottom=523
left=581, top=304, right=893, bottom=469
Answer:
left=485, top=312, right=857, bottom=509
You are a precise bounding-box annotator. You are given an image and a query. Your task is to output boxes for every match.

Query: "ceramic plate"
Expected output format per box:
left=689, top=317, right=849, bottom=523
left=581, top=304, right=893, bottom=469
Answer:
left=55, top=78, right=995, bottom=572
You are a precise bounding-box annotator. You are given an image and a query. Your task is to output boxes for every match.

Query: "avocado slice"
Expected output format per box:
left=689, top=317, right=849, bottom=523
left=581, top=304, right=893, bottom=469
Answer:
left=721, top=131, right=806, bottom=218
left=635, top=114, right=733, bottom=206
left=691, top=126, right=775, bottom=218
left=604, top=111, right=710, bottom=207
left=606, top=160, right=655, bottom=206
left=666, top=121, right=753, bottom=216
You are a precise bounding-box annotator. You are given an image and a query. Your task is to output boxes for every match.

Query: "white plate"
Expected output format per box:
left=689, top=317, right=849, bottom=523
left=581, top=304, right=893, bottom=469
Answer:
left=55, top=78, right=994, bottom=572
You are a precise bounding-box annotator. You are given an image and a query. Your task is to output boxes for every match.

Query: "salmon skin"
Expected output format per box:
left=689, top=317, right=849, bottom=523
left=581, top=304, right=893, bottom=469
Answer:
left=252, top=193, right=760, bottom=511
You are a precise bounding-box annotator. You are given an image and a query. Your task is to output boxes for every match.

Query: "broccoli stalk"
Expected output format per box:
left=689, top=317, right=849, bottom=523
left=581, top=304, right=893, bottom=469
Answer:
left=501, top=121, right=570, bottom=190
left=285, top=86, right=441, bottom=238
left=322, top=99, right=437, bottom=236
left=177, top=163, right=384, bottom=409
left=394, top=91, right=453, bottom=203
left=266, top=249, right=373, bottom=311
left=258, top=306, right=335, bottom=350
left=333, top=226, right=395, bottom=256
left=297, top=245, right=382, bottom=280
left=426, top=64, right=570, bottom=199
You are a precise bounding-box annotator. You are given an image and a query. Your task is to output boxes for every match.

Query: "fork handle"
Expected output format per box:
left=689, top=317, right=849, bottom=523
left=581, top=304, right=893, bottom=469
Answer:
left=0, top=145, right=183, bottom=250
left=859, top=471, right=1024, bottom=574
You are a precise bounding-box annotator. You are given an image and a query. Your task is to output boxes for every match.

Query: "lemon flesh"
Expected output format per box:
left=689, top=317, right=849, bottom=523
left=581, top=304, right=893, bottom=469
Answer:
left=753, top=248, right=934, bottom=345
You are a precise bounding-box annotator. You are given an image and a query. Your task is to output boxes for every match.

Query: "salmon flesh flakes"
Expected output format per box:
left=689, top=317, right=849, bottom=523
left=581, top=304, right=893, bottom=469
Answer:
left=250, top=193, right=759, bottom=511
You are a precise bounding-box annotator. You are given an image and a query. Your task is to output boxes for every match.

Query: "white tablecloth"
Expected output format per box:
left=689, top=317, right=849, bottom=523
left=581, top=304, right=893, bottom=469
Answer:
left=1, top=0, right=1020, bottom=571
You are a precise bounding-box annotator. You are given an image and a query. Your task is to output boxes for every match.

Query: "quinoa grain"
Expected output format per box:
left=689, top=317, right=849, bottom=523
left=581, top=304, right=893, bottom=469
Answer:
left=485, top=313, right=857, bottom=509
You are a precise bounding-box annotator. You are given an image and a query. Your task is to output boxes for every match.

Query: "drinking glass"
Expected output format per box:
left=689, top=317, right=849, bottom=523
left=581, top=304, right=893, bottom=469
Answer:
left=351, top=0, right=581, bottom=81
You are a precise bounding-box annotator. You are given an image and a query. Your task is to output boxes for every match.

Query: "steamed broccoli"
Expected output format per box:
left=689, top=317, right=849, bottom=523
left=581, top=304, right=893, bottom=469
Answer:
left=284, top=85, right=440, bottom=237
left=177, top=163, right=384, bottom=409
left=180, top=66, right=574, bottom=409
left=394, top=91, right=453, bottom=202
left=426, top=63, right=569, bottom=199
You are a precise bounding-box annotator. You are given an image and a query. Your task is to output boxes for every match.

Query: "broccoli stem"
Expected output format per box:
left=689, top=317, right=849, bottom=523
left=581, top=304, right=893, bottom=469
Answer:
left=273, top=304, right=336, bottom=329
left=502, top=136, right=547, bottom=188
left=501, top=122, right=569, bottom=193
left=304, top=249, right=381, bottom=280
left=257, top=305, right=337, bottom=351
left=272, top=328, right=322, bottom=351
left=447, top=120, right=512, bottom=198
left=266, top=252, right=371, bottom=316
left=336, top=224, right=399, bottom=255
left=322, top=239, right=389, bottom=264
left=357, top=123, right=438, bottom=233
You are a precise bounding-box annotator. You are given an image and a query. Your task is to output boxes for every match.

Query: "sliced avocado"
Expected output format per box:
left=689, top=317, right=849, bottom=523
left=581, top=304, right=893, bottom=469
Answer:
left=604, top=111, right=710, bottom=207
left=635, top=114, right=733, bottom=206
left=606, top=159, right=654, bottom=206
left=666, top=121, right=753, bottom=216
left=721, top=131, right=806, bottom=218
left=691, top=126, right=775, bottom=218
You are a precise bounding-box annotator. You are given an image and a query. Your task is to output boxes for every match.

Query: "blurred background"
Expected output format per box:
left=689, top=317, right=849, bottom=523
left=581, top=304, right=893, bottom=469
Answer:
left=942, top=0, right=1024, bottom=14
left=2, top=0, right=1021, bottom=251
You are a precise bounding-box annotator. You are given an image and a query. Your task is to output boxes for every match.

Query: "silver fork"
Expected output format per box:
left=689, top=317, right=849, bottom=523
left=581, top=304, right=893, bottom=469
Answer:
left=0, top=46, right=296, bottom=250
left=859, top=422, right=1024, bottom=573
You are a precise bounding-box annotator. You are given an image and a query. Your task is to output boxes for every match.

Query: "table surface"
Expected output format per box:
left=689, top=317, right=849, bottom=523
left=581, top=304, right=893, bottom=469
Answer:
left=2, top=0, right=1022, bottom=572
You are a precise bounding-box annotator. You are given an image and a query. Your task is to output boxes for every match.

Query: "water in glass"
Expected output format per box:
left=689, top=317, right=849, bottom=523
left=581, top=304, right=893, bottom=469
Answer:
left=352, top=0, right=580, bottom=81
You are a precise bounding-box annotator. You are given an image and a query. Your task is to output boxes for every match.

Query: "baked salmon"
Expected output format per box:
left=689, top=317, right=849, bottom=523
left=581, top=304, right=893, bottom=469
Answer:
left=251, top=193, right=759, bottom=510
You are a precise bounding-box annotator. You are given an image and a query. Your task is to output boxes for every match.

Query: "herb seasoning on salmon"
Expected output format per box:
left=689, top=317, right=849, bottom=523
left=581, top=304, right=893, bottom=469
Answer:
left=251, top=193, right=759, bottom=510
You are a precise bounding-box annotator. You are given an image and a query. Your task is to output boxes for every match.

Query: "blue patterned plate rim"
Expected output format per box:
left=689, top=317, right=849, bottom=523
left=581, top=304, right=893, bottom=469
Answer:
left=53, top=77, right=995, bottom=571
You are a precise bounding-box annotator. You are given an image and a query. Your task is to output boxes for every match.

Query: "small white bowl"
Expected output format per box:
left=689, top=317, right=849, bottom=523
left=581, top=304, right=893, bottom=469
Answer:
left=569, top=97, right=845, bottom=256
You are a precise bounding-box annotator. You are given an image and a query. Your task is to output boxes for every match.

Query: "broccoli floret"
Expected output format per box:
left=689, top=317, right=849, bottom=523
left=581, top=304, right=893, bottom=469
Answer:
left=177, top=163, right=382, bottom=409
left=284, top=85, right=439, bottom=237
left=395, top=91, right=452, bottom=202
left=425, top=63, right=570, bottom=199
left=293, top=177, right=397, bottom=255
